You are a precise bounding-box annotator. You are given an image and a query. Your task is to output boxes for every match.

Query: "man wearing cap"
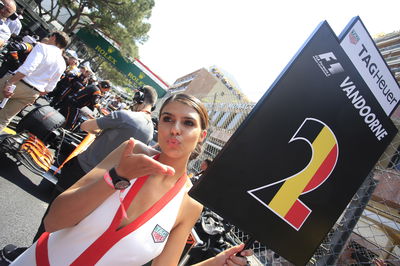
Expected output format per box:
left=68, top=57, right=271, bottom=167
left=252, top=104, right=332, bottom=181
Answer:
left=0, top=31, right=69, bottom=132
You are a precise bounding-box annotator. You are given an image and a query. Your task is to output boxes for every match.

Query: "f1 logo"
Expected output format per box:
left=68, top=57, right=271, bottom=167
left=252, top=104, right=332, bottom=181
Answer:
left=248, top=118, right=339, bottom=230
left=313, top=52, right=344, bottom=76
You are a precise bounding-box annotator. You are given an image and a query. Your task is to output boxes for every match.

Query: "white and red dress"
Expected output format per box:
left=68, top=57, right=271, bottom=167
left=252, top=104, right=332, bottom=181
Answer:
left=11, top=173, right=187, bottom=266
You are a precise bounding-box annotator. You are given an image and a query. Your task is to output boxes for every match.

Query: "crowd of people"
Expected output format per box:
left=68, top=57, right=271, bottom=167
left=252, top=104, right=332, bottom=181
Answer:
left=0, top=7, right=132, bottom=131
left=0, top=1, right=254, bottom=265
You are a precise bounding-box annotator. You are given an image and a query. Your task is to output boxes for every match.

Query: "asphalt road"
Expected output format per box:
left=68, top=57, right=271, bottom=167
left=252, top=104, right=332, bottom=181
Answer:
left=0, top=99, right=56, bottom=265
left=0, top=152, right=53, bottom=248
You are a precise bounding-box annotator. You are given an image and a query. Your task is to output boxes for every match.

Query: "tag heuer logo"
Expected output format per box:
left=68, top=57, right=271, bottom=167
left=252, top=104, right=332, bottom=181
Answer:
left=348, top=29, right=360, bottom=45
left=151, top=224, right=169, bottom=243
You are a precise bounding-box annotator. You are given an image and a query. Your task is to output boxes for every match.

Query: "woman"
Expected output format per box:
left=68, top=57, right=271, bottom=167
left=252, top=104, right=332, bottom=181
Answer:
left=11, top=94, right=252, bottom=265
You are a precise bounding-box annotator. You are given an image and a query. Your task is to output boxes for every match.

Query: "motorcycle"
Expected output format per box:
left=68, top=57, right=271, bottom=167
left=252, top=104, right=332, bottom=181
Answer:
left=182, top=208, right=239, bottom=265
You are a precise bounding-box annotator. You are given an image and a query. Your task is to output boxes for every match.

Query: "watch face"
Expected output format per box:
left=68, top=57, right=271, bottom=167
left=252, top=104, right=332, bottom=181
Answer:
left=114, top=180, right=130, bottom=190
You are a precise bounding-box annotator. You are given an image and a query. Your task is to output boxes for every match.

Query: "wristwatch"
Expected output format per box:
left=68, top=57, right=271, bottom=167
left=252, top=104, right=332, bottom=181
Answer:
left=108, top=167, right=131, bottom=190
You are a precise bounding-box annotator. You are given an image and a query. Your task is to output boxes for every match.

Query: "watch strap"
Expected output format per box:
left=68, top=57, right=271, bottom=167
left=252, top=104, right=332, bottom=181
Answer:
left=103, top=169, right=129, bottom=219
left=103, top=171, right=115, bottom=189
left=109, top=167, right=130, bottom=184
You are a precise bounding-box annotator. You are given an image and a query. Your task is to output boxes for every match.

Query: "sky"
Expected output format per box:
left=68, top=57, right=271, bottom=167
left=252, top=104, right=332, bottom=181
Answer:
left=138, top=0, right=400, bottom=102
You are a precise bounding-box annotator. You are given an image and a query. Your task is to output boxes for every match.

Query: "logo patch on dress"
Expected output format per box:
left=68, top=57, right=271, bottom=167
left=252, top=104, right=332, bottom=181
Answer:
left=151, top=224, right=169, bottom=243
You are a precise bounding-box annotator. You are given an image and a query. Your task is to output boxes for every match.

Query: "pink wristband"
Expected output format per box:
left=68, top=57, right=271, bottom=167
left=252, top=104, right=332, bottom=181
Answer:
left=103, top=171, right=128, bottom=219
left=103, top=171, right=114, bottom=189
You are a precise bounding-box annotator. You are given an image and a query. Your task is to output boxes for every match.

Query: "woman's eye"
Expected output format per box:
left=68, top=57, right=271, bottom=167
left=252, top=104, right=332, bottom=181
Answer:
left=184, top=120, right=194, bottom=126
left=162, top=116, right=172, bottom=122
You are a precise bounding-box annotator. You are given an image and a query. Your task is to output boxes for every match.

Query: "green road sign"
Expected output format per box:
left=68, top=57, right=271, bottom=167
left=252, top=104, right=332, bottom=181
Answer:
left=76, top=28, right=168, bottom=97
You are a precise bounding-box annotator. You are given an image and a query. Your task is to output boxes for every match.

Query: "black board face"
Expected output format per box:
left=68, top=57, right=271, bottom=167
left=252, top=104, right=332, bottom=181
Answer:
left=189, top=21, right=397, bottom=265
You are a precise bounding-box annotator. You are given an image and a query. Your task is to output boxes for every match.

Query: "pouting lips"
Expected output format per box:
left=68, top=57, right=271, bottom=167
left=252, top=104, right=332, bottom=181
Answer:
left=167, top=138, right=181, bottom=145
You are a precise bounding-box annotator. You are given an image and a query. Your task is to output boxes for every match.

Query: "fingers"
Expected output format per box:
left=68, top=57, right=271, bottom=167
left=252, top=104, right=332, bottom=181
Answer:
left=225, top=255, right=248, bottom=266
left=239, top=249, right=253, bottom=257
left=158, top=164, right=175, bottom=176
left=122, top=138, right=135, bottom=157
left=141, top=155, right=175, bottom=176
left=117, top=153, right=175, bottom=180
left=224, top=244, right=245, bottom=257
left=132, top=139, right=160, bottom=156
left=117, top=139, right=175, bottom=179
left=3, top=91, right=12, bottom=98
left=223, top=244, right=253, bottom=266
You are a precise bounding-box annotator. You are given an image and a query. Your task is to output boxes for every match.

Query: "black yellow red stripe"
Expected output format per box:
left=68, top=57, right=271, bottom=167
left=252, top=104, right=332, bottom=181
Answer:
left=267, top=120, right=338, bottom=229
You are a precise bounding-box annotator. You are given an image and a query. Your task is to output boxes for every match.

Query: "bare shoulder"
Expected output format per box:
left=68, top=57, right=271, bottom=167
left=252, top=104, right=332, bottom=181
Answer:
left=185, top=193, right=203, bottom=214
left=178, top=185, right=204, bottom=224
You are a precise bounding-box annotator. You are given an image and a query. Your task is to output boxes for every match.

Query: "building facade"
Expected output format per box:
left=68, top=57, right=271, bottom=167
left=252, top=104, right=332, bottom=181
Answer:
left=168, top=67, right=254, bottom=171
left=376, top=32, right=400, bottom=83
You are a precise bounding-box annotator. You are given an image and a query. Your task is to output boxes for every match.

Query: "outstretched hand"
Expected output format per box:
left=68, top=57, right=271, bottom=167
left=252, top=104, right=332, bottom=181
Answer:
left=115, top=138, right=175, bottom=180
left=212, top=244, right=253, bottom=266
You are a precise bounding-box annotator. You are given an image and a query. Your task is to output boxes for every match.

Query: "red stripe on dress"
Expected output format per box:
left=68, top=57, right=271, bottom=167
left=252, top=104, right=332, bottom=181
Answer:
left=71, top=165, right=186, bottom=265
left=70, top=175, right=149, bottom=266
left=35, top=232, right=50, bottom=266
left=117, top=173, right=186, bottom=236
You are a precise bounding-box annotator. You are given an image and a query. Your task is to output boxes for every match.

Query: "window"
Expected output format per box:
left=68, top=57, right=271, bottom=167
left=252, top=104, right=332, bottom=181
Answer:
left=204, top=141, right=222, bottom=157
left=211, top=111, right=222, bottom=123
left=226, top=113, right=245, bottom=130
left=216, top=112, right=231, bottom=127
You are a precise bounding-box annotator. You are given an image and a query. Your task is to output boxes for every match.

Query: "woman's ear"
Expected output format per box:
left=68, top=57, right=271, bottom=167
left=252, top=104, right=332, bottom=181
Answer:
left=199, top=130, right=207, bottom=143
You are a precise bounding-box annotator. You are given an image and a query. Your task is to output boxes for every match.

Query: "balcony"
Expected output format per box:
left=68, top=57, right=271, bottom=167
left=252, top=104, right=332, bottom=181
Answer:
left=375, top=33, right=400, bottom=47
left=173, top=76, right=196, bottom=87
left=387, top=55, right=400, bottom=66
left=391, top=67, right=400, bottom=73
left=380, top=43, right=400, bottom=56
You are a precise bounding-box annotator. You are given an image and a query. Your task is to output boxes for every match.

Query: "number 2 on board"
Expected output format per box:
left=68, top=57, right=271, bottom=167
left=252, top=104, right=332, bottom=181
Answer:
left=247, top=118, right=339, bottom=230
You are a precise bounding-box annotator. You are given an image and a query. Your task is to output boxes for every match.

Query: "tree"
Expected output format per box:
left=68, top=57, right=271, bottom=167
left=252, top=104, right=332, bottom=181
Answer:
left=37, top=0, right=154, bottom=57
left=97, top=61, right=131, bottom=88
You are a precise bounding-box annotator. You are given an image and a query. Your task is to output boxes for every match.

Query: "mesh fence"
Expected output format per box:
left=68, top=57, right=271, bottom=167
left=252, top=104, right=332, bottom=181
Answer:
left=159, top=88, right=400, bottom=265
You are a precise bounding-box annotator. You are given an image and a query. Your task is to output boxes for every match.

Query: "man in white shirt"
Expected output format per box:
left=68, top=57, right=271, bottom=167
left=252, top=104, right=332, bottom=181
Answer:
left=5, top=11, right=22, bottom=37
left=0, top=31, right=70, bottom=131
left=0, top=0, right=16, bottom=47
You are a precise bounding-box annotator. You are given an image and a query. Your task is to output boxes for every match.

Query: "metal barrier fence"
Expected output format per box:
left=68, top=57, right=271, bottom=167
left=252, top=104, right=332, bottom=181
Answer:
left=158, top=89, right=400, bottom=265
